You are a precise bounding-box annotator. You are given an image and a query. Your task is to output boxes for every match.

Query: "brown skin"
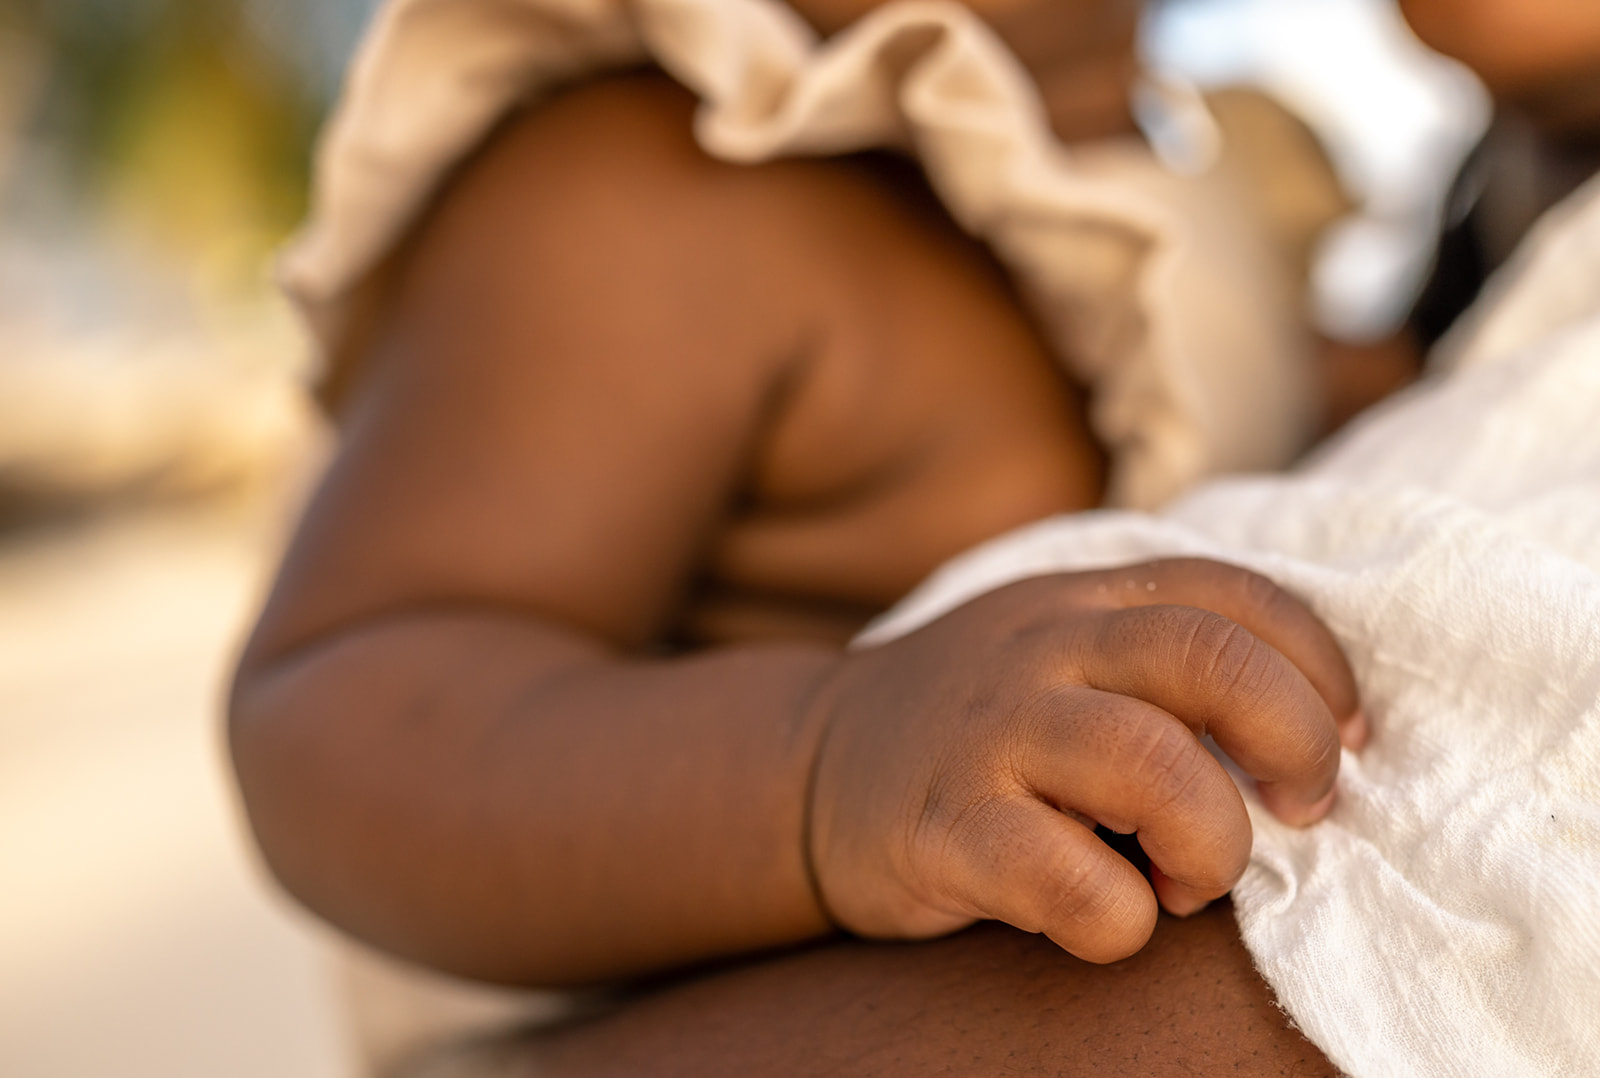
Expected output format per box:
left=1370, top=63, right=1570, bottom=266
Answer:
left=1399, top=0, right=1600, bottom=133
left=1317, top=332, right=1425, bottom=438
left=496, top=904, right=1335, bottom=1078
left=231, top=69, right=1360, bottom=1071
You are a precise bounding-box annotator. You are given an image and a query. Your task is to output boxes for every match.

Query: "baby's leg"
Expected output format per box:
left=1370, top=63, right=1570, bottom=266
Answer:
left=411, top=904, right=1333, bottom=1077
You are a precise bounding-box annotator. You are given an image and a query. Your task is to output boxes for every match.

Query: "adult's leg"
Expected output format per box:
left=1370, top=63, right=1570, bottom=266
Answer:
left=403, top=900, right=1333, bottom=1077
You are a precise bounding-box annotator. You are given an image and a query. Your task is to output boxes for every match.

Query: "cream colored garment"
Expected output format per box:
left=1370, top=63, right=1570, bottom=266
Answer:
left=860, top=176, right=1600, bottom=1076
left=281, top=0, right=1322, bottom=510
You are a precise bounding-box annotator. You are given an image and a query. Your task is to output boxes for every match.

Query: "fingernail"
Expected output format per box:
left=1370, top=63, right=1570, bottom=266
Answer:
left=1340, top=708, right=1369, bottom=751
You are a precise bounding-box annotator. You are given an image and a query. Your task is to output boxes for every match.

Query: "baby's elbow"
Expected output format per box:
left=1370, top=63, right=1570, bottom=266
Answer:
left=225, top=660, right=334, bottom=917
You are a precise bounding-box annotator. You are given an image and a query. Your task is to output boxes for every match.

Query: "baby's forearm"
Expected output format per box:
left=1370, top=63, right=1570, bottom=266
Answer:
left=229, top=611, right=837, bottom=986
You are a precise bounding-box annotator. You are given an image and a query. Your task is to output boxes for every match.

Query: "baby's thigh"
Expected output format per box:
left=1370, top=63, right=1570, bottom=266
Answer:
left=448, top=901, right=1334, bottom=1077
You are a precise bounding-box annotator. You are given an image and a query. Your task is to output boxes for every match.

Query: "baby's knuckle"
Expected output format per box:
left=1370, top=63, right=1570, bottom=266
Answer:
left=1035, top=850, right=1120, bottom=930
left=1000, top=603, right=1083, bottom=660
left=1094, top=604, right=1159, bottom=658
left=1121, top=721, right=1206, bottom=816
left=1181, top=611, right=1267, bottom=699
left=912, top=773, right=1005, bottom=867
left=1003, top=683, right=1079, bottom=777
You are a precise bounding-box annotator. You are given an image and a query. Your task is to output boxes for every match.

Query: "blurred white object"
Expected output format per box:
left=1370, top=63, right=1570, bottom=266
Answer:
left=1145, top=0, right=1492, bottom=339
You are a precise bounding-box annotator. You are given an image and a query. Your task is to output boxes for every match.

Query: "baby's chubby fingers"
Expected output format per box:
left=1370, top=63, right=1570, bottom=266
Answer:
left=1010, top=687, right=1253, bottom=919
left=801, top=559, right=1359, bottom=959
left=1069, top=592, right=1345, bottom=826
left=1095, top=559, right=1364, bottom=753
left=941, top=794, right=1158, bottom=964
left=1083, top=559, right=1360, bottom=731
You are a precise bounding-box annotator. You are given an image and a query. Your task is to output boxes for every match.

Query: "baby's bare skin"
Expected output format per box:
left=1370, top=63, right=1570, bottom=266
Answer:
left=231, top=70, right=1358, bottom=1071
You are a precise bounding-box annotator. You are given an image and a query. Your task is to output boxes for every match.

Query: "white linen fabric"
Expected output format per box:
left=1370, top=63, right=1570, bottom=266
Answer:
left=281, top=0, right=1323, bottom=510
left=859, top=175, right=1600, bottom=1077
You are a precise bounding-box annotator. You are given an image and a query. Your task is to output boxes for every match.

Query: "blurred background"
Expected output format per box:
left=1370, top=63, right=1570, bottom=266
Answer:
left=1, top=2, right=374, bottom=1075
left=0, top=1, right=1485, bottom=1075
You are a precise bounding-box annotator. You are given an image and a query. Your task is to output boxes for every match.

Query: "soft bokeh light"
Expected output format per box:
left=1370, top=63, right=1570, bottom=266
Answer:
left=1, top=3, right=370, bottom=1076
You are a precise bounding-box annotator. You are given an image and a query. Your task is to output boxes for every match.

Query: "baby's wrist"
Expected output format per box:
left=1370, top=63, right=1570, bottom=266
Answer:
left=790, top=651, right=851, bottom=933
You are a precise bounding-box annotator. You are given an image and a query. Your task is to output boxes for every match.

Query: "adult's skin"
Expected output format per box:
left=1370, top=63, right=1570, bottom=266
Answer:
left=414, top=903, right=1334, bottom=1077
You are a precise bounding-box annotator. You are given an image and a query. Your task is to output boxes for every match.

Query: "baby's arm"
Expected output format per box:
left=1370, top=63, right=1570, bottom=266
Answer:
left=233, top=76, right=846, bottom=985
left=230, top=75, right=1360, bottom=988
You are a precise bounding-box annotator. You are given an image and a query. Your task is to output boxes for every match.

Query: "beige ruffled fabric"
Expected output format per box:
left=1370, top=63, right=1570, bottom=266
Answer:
left=281, top=0, right=1339, bottom=511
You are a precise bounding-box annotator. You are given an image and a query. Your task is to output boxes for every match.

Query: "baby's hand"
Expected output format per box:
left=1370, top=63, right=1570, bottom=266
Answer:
left=805, top=558, right=1363, bottom=963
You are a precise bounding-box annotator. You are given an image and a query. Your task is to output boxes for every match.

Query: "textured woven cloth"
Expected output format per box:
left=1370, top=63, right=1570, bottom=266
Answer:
left=861, top=175, right=1600, bottom=1077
